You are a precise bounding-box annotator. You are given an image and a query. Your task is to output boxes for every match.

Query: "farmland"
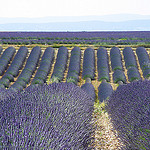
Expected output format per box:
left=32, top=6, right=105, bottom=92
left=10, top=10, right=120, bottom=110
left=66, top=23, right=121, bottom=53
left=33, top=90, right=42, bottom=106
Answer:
left=0, top=31, right=150, bottom=46
left=0, top=44, right=149, bottom=88
left=0, top=31, right=150, bottom=149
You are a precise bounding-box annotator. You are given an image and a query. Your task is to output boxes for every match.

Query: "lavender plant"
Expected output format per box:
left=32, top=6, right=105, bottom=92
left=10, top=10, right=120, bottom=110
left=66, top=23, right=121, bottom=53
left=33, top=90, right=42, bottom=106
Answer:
left=97, top=47, right=110, bottom=82
left=82, top=47, right=95, bottom=80
left=143, top=68, right=150, bottom=79
left=136, top=47, right=150, bottom=72
left=110, top=47, right=123, bottom=71
left=0, top=46, right=16, bottom=75
left=10, top=46, right=41, bottom=90
left=67, top=46, right=81, bottom=84
left=81, top=83, right=96, bottom=100
left=0, top=78, right=10, bottom=88
left=6, top=46, right=28, bottom=77
left=1, top=83, right=94, bottom=149
left=98, top=81, right=113, bottom=102
left=106, top=80, right=150, bottom=150
left=127, top=67, right=141, bottom=82
left=51, top=46, right=68, bottom=81
left=113, top=69, right=126, bottom=83
left=123, top=47, right=137, bottom=69
left=32, top=47, right=54, bottom=84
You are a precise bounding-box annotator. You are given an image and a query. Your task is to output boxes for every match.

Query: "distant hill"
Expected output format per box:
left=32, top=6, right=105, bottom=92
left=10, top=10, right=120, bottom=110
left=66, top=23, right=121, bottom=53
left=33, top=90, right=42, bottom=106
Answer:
left=0, top=19, right=150, bottom=31
left=0, top=14, right=150, bottom=24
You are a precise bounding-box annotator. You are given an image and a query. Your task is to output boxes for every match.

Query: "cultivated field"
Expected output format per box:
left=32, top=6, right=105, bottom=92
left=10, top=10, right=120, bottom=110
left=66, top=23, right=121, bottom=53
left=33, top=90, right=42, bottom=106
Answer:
left=1, top=44, right=150, bottom=87
left=0, top=43, right=150, bottom=149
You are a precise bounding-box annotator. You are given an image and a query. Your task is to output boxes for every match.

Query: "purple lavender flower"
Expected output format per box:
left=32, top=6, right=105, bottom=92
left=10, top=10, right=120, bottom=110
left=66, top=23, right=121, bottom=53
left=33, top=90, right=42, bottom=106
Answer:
left=106, top=80, right=150, bottom=149
left=1, top=83, right=94, bottom=149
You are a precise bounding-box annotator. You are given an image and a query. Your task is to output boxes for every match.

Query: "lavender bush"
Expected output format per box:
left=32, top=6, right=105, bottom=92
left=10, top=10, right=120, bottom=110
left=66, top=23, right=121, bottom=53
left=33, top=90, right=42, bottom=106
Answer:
left=98, top=81, right=113, bottom=102
left=113, top=69, right=126, bottom=83
left=51, top=46, right=68, bottom=81
left=82, top=47, right=95, bottom=80
left=123, top=47, right=137, bottom=69
left=106, top=80, right=150, bottom=150
left=81, top=83, right=96, bottom=100
left=32, top=47, right=54, bottom=84
left=127, top=67, right=141, bottom=82
left=67, top=46, right=81, bottom=84
left=10, top=46, right=41, bottom=90
left=6, top=46, right=28, bottom=77
left=1, top=83, right=94, bottom=149
left=143, top=68, right=150, bottom=79
left=136, top=47, right=150, bottom=71
left=0, top=46, right=16, bottom=75
left=110, top=47, right=123, bottom=71
left=97, top=47, right=110, bottom=82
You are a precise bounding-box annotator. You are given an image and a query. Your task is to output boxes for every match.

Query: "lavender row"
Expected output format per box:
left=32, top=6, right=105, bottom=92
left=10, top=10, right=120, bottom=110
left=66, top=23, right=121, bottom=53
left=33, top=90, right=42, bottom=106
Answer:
left=110, top=47, right=123, bottom=71
left=66, top=46, right=81, bottom=84
left=0, top=46, right=16, bottom=75
left=31, top=47, right=54, bottom=85
left=106, top=80, right=150, bottom=149
left=1, top=39, right=150, bottom=45
left=1, top=83, right=94, bottom=149
left=123, top=47, right=137, bottom=69
left=10, top=46, right=41, bottom=91
left=0, top=46, right=15, bottom=88
left=113, top=69, right=126, bottom=83
left=0, top=31, right=150, bottom=38
left=110, top=47, right=127, bottom=83
left=0, top=46, right=28, bottom=88
left=127, top=67, right=141, bottom=82
left=97, top=47, right=110, bottom=82
left=136, top=47, right=150, bottom=70
left=122, top=47, right=142, bottom=82
left=1, top=38, right=150, bottom=46
left=136, top=47, right=150, bottom=79
left=98, top=80, right=113, bottom=102
left=82, top=47, right=95, bottom=80
left=6, top=46, right=28, bottom=77
left=81, top=78, right=96, bottom=100
left=51, top=46, right=68, bottom=81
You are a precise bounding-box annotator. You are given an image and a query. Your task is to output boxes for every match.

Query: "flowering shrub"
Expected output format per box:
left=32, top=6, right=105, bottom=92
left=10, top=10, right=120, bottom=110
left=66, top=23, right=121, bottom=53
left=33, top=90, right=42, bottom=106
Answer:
left=113, top=69, right=126, bottom=83
left=123, top=47, right=137, bottom=69
left=98, top=81, right=113, bottom=102
left=127, top=67, right=141, bottom=82
left=51, top=46, right=68, bottom=81
left=110, top=47, right=123, bottom=71
left=0, top=46, right=16, bottom=75
left=81, top=83, right=96, bottom=100
left=67, top=46, right=81, bottom=84
left=5, top=46, right=28, bottom=77
left=32, top=47, right=54, bottom=84
left=82, top=47, right=95, bottom=80
left=106, top=80, right=150, bottom=149
left=97, top=47, right=110, bottom=82
left=136, top=47, right=150, bottom=70
left=1, top=83, right=94, bottom=149
left=10, top=46, right=41, bottom=90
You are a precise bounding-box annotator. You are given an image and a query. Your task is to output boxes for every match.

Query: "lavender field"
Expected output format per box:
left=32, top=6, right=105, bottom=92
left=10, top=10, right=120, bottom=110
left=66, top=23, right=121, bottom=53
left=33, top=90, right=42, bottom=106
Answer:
left=0, top=31, right=150, bottom=45
left=0, top=31, right=150, bottom=149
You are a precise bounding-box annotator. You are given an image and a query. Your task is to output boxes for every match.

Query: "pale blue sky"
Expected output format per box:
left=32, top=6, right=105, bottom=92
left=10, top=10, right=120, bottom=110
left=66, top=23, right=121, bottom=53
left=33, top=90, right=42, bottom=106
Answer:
left=0, top=0, right=150, bottom=18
